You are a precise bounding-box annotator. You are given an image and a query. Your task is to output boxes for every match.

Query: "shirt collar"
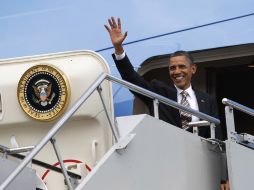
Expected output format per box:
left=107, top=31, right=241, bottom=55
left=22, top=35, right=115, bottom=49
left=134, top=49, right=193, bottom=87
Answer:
left=175, top=85, right=195, bottom=98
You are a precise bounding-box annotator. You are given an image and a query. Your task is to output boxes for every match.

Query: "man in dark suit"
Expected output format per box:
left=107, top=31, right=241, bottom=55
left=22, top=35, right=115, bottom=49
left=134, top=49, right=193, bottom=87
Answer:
left=105, top=17, right=222, bottom=140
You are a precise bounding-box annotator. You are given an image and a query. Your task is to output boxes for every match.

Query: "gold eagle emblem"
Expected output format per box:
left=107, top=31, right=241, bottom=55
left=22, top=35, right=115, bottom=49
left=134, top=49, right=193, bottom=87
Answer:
left=17, top=65, right=70, bottom=121
left=32, top=79, right=55, bottom=106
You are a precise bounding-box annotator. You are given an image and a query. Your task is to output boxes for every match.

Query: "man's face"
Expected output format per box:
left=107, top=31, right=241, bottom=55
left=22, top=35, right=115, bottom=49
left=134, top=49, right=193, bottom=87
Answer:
left=168, top=55, right=197, bottom=90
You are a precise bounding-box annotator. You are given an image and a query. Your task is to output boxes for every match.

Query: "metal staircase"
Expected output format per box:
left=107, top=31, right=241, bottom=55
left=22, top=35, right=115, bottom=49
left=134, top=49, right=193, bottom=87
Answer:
left=0, top=73, right=254, bottom=190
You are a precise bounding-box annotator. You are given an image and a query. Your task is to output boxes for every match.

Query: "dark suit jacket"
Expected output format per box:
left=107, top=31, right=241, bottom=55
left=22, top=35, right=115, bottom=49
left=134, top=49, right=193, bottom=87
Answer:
left=113, top=54, right=222, bottom=139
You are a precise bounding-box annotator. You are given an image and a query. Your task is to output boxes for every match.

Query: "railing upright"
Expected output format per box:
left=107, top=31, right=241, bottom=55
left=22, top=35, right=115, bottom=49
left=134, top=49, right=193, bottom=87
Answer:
left=222, top=98, right=254, bottom=141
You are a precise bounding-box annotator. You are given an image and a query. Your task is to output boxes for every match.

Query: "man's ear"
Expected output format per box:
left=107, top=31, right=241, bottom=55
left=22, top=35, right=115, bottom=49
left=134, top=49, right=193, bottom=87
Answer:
left=191, top=64, right=197, bottom=74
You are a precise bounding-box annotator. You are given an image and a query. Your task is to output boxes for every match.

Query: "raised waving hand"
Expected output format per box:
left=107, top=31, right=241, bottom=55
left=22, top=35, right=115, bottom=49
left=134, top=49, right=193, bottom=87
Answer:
left=104, top=17, right=127, bottom=55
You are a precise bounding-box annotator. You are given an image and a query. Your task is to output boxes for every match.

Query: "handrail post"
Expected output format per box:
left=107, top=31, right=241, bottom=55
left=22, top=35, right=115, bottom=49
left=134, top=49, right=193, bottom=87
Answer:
left=97, top=85, right=119, bottom=142
left=3, top=151, right=8, bottom=159
left=225, top=105, right=236, bottom=141
left=153, top=99, right=159, bottom=119
left=188, top=121, right=211, bottom=137
left=50, top=137, right=73, bottom=190
left=210, top=123, right=216, bottom=139
left=222, top=98, right=254, bottom=141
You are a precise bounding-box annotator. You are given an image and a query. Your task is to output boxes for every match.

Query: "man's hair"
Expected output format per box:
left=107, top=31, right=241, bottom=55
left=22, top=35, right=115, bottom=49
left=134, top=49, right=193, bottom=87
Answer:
left=170, top=50, right=194, bottom=64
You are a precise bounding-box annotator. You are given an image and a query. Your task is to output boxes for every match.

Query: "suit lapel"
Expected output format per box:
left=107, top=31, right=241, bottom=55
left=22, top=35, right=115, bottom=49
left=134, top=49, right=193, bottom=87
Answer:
left=195, top=91, right=207, bottom=114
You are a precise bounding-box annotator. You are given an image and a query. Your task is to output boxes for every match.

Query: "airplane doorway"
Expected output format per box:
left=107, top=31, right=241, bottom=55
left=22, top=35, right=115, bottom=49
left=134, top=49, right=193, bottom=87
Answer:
left=209, top=64, right=254, bottom=139
left=137, top=44, right=254, bottom=140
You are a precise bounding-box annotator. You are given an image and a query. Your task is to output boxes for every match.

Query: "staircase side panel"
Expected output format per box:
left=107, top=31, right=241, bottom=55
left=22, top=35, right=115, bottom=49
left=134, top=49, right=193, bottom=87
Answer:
left=79, top=115, right=222, bottom=190
left=226, top=141, right=254, bottom=190
left=0, top=158, right=36, bottom=190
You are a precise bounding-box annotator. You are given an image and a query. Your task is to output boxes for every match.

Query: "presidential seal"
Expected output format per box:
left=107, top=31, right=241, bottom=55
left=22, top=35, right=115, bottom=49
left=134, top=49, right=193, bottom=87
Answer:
left=17, top=65, right=70, bottom=121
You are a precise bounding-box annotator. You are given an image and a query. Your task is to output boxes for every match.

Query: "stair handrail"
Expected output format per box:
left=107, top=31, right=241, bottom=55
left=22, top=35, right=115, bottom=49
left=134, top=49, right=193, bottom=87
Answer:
left=0, top=72, right=220, bottom=190
left=222, top=98, right=254, bottom=116
left=222, top=98, right=254, bottom=140
left=107, top=74, right=220, bottom=125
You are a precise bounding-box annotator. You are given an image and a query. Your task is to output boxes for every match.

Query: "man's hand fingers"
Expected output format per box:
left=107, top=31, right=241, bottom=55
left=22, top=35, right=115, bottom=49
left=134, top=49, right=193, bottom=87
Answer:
left=111, top=16, right=117, bottom=28
left=104, top=25, right=111, bottom=33
left=108, top=18, right=113, bottom=28
left=123, top=31, right=128, bottom=40
left=118, top=18, right=121, bottom=30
